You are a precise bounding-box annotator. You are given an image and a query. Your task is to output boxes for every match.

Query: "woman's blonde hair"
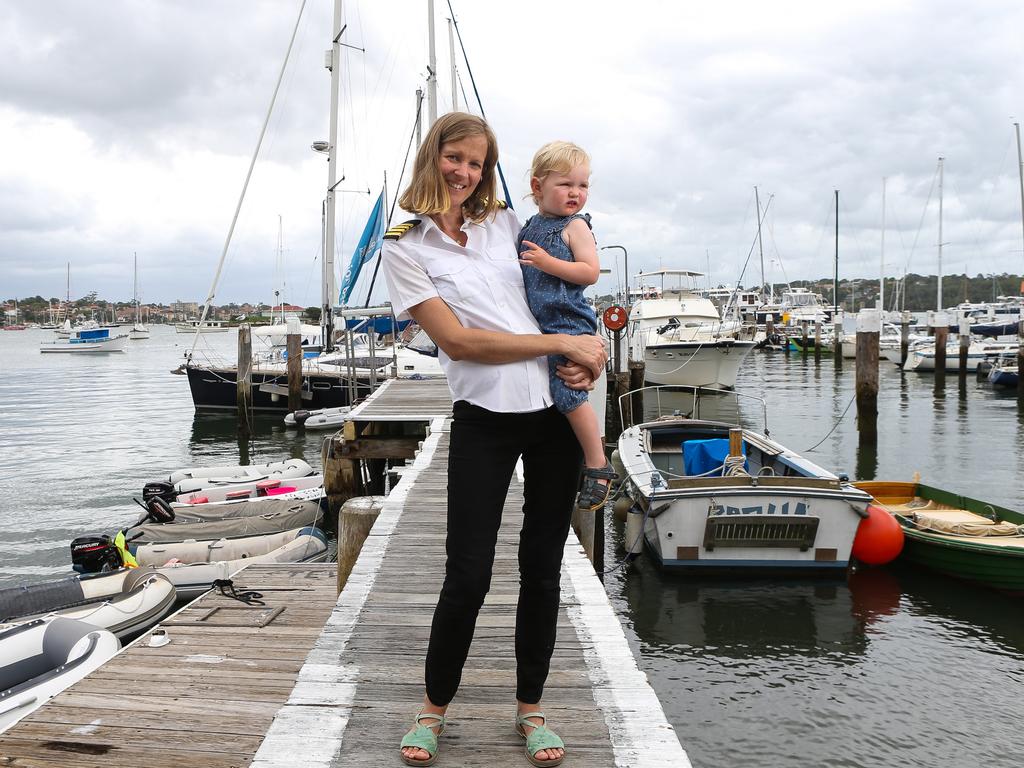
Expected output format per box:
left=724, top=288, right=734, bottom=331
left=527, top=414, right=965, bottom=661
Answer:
left=528, top=141, right=590, bottom=204
left=398, top=112, right=500, bottom=223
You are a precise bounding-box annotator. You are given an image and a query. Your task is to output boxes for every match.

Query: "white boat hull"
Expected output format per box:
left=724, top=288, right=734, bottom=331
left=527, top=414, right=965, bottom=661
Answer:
left=174, top=474, right=324, bottom=504
left=283, top=406, right=352, bottom=429
left=0, top=617, right=120, bottom=734
left=168, top=457, right=314, bottom=488
left=903, top=341, right=1018, bottom=372
left=642, top=340, right=756, bottom=390
left=40, top=334, right=128, bottom=353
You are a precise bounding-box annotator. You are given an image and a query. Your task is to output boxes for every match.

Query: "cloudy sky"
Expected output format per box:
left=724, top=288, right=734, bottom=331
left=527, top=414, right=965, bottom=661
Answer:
left=3, top=0, right=1024, bottom=309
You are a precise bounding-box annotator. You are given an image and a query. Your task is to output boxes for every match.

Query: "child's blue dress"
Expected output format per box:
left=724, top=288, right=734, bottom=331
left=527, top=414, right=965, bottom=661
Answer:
left=518, top=212, right=599, bottom=414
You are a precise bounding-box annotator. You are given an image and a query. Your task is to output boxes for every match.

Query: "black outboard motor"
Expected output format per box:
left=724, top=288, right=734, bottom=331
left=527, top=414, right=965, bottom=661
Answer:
left=70, top=535, right=123, bottom=574
left=142, top=481, right=177, bottom=504
left=292, top=409, right=312, bottom=425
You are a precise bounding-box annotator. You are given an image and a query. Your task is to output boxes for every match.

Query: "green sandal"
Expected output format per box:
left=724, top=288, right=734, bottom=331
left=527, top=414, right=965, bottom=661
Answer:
left=577, top=461, right=618, bottom=511
left=515, top=712, right=565, bottom=767
left=400, top=711, right=446, bottom=766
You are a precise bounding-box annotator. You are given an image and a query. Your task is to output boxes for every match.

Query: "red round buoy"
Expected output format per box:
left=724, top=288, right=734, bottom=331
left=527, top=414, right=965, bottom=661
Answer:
left=851, top=504, right=904, bottom=565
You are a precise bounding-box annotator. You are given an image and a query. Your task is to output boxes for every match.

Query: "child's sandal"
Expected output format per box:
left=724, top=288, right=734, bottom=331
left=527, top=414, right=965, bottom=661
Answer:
left=576, top=461, right=618, bottom=511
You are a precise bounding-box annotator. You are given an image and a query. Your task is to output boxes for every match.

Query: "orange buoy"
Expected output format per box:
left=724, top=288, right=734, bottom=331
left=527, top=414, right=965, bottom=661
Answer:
left=851, top=504, right=904, bottom=565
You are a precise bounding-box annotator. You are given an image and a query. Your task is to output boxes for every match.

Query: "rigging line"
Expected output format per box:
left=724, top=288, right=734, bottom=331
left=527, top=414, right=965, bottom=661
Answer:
left=723, top=196, right=773, bottom=316
left=446, top=0, right=512, bottom=207
left=363, top=101, right=425, bottom=308
left=901, top=164, right=939, bottom=279
left=804, top=392, right=856, bottom=453
left=190, top=0, right=308, bottom=359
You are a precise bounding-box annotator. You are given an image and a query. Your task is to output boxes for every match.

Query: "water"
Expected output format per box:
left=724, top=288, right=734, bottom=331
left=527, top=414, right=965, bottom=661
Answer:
left=1, top=329, right=1022, bottom=766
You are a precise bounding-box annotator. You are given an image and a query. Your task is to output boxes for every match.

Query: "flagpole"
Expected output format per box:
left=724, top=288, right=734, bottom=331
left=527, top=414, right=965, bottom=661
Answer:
left=364, top=176, right=390, bottom=308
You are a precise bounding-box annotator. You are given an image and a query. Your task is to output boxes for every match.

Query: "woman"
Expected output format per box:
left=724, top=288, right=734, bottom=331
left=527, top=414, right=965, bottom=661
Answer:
left=382, top=112, right=606, bottom=767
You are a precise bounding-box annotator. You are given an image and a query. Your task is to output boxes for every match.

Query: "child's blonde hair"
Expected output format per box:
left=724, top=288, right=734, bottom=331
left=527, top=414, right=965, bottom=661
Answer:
left=528, top=141, right=590, bottom=204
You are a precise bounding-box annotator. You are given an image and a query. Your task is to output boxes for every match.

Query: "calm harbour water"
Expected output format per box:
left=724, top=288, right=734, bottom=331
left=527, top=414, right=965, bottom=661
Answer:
left=1, top=326, right=1022, bottom=766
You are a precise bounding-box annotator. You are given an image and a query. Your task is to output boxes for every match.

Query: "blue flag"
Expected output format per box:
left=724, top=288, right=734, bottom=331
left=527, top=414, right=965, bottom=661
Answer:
left=339, top=190, right=386, bottom=305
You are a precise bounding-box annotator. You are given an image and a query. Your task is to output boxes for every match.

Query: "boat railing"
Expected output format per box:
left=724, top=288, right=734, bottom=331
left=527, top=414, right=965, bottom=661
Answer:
left=617, top=384, right=769, bottom=436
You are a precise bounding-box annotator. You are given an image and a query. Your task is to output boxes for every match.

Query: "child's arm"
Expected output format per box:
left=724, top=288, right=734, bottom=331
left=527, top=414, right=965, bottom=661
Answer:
left=519, top=219, right=600, bottom=286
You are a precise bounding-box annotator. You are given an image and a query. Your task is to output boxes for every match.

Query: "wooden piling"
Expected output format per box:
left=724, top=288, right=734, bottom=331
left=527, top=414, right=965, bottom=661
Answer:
left=607, top=371, right=630, bottom=440
left=336, top=495, right=384, bottom=594
left=766, top=317, right=775, bottom=346
left=934, top=322, right=948, bottom=388
left=236, top=323, right=252, bottom=438
left=801, top=320, right=809, bottom=354
left=286, top=329, right=302, bottom=413
left=814, top=321, right=822, bottom=363
left=728, top=427, right=743, bottom=457
left=958, top=316, right=970, bottom=387
left=834, top=319, right=843, bottom=370
left=855, top=309, right=880, bottom=445
left=628, top=360, right=645, bottom=426
left=1018, top=319, right=1024, bottom=401
left=900, top=311, right=911, bottom=367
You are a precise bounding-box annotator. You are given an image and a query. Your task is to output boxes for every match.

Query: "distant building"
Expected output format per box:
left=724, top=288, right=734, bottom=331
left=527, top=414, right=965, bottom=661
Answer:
left=269, top=304, right=305, bottom=321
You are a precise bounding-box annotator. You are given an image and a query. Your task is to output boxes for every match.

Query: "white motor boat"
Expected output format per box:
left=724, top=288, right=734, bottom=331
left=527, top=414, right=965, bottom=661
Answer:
left=283, top=406, right=352, bottom=430
left=0, top=569, right=176, bottom=640
left=903, top=338, right=1018, bottom=372
left=617, top=386, right=873, bottom=573
left=174, top=319, right=229, bottom=333
left=628, top=269, right=755, bottom=390
left=40, top=326, right=128, bottom=353
left=0, top=617, right=120, bottom=734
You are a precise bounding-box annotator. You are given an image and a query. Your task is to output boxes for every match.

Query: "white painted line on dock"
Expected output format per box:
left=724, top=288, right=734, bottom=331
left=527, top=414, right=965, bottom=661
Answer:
left=249, top=416, right=448, bottom=768
left=562, top=538, right=693, bottom=768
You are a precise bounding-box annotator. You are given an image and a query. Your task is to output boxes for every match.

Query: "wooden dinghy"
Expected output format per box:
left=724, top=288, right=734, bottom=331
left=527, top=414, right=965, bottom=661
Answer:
left=0, top=617, right=120, bottom=734
left=0, top=569, right=175, bottom=640
left=855, top=480, right=1024, bottom=594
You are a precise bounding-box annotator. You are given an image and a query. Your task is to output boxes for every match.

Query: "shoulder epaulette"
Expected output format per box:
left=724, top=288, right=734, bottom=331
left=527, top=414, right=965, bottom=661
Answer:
left=495, top=199, right=508, bottom=209
left=384, top=219, right=421, bottom=240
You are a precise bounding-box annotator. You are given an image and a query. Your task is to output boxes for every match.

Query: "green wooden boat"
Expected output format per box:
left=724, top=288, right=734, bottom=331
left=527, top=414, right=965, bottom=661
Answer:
left=855, top=481, right=1024, bottom=595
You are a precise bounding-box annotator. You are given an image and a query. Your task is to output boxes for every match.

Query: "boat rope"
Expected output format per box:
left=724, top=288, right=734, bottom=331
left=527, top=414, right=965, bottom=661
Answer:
left=803, top=392, right=856, bottom=453
left=212, top=579, right=265, bottom=606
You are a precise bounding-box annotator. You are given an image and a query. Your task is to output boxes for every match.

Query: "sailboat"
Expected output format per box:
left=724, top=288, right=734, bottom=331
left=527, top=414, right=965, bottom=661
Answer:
left=129, top=253, right=150, bottom=339
left=182, top=0, right=442, bottom=411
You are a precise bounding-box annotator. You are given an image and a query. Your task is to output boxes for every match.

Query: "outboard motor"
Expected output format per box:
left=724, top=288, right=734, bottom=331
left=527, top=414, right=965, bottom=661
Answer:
left=142, top=481, right=177, bottom=504
left=292, top=409, right=312, bottom=426
left=70, top=535, right=123, bottom=574
left=146, top=496, right=176, bottom=524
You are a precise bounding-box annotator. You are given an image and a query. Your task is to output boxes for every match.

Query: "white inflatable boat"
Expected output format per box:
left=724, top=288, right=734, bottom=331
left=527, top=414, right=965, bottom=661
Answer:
left=138, top=527, right=330, bottom=599
left=130, top=504, right=324, bottom=544
left=283, top=406, right=352, bottom=430
left=0, top=617, right=120, bottom=734
left=168, top=487, right=325, bottom=517
left=167, top=458, right=315, bottom=493
left=0, top=569, right=176, bottom=640
left=172, top=475, right=324, bottom=505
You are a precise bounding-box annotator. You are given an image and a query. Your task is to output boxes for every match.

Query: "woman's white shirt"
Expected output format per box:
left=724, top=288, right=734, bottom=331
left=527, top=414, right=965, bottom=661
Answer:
left=382, top=207, right=553, bottom=414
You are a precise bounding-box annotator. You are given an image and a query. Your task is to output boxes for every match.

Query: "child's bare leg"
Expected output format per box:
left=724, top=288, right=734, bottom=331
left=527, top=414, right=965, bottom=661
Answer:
left=566, top=402, right=606, bottom=474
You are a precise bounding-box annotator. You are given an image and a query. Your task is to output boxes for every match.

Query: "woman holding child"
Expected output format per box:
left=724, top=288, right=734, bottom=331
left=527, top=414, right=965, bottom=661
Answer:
left=381, top=112, right=607, bottom=767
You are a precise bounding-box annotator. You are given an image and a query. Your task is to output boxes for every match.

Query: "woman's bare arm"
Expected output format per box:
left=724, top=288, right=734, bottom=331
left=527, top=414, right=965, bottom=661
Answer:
left=408, top=297, right=607, bottom=378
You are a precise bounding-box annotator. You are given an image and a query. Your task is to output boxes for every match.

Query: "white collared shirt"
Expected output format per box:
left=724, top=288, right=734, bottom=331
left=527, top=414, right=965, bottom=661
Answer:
left=382, top=207, right=553, bottom=413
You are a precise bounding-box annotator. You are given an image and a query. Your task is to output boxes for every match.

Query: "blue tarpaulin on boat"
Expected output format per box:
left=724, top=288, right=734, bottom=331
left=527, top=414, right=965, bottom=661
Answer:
left=682, top=438, right=746, bottom=477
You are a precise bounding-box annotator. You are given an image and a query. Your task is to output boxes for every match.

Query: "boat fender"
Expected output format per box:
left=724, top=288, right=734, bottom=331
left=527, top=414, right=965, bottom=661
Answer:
left=146, top=497, right=176, bottom=524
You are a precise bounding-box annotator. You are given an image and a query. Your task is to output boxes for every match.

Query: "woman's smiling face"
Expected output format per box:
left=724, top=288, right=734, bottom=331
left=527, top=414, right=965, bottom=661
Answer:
left=437, top=134, right=488, bottom=211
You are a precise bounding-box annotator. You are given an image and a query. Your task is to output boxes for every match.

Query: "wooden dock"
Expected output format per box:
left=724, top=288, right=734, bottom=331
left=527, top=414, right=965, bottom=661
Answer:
left=0, top=563, right=338, bottom=767
left=2, top=378, right=688, bottom=767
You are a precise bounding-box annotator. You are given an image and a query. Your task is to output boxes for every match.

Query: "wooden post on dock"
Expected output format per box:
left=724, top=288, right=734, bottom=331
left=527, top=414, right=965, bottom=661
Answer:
left=607, top=371, right=630, bottom=440
left=958, top=315, right=970, bottom=387
left=236, top=323, right=252, bottom=438
left=286, top=317, right=302, bottom=413
left=1017, top=319, right=1024, bottom=401
left=766, top=317, right=774, bottom=347
left=933, top=313, right=948, bottom=388
left=337, top=495, right=384, bottom=594
left=834, top=318, right=843, bottom=371
left=728, top=427, right=743, bottom=458
left=900, top=311, right=911, bottom=367
left=855, top=308, right=881, bottom=445
left=814, top=322, right=822, bottom=363
left=628, top=360, right=645, bottom=426
left=322, top=420, right=364, bottom=515
left=801, top=320, right=809, bottom=354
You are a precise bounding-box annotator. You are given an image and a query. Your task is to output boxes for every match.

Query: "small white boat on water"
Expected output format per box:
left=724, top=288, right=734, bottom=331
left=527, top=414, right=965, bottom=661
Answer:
left=283, top=406, right=352, bottom=430
left=0, top=617, right=120, bottom=734
left=903, top=338, right=1018, bottom=372
left=617, top=386, right=874, bottom=573
left=163, top=457, right=315, bottom=494
left=174, top=319, right=229, bottom=333
left=130, top=502, right=324, bottom=544
left=170, top=474, right=324, bottom=504
left=0, top=569, right=176, bottom=640
left=71, top=528, right=329, bottom=600
left=40, top=326, right=128, bottom=354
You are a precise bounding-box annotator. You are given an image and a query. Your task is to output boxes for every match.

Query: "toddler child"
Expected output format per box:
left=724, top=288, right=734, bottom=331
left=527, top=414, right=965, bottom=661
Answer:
left=518, top=140, right=615, bottom=510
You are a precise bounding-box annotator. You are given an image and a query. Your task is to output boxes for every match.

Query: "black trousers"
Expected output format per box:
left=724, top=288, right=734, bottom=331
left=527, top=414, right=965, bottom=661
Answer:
left=424, top=401, right=583, bottom=706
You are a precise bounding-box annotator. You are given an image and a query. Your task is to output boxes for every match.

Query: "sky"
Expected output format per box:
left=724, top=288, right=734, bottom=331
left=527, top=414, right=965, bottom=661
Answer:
left=3, top=0, right=1024, bottom=309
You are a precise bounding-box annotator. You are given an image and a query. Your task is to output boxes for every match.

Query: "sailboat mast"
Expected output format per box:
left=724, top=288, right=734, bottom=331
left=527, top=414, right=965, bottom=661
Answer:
left=447, top=17, right=458, bottom=111
left=426, top=0, right=438, bottom=125
left=323, top=0, right=344, bottom=354
left=937, top=156, right=944, bottom=310
left=880, top=177, right=886, bottom=312
left=1015, top=123, right=1024, bottom=265
left=134, top=252, right=140, bottom=324
left=834, top=189, right=839, bottom=315
left=754, top=186, right=765, bottom=300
